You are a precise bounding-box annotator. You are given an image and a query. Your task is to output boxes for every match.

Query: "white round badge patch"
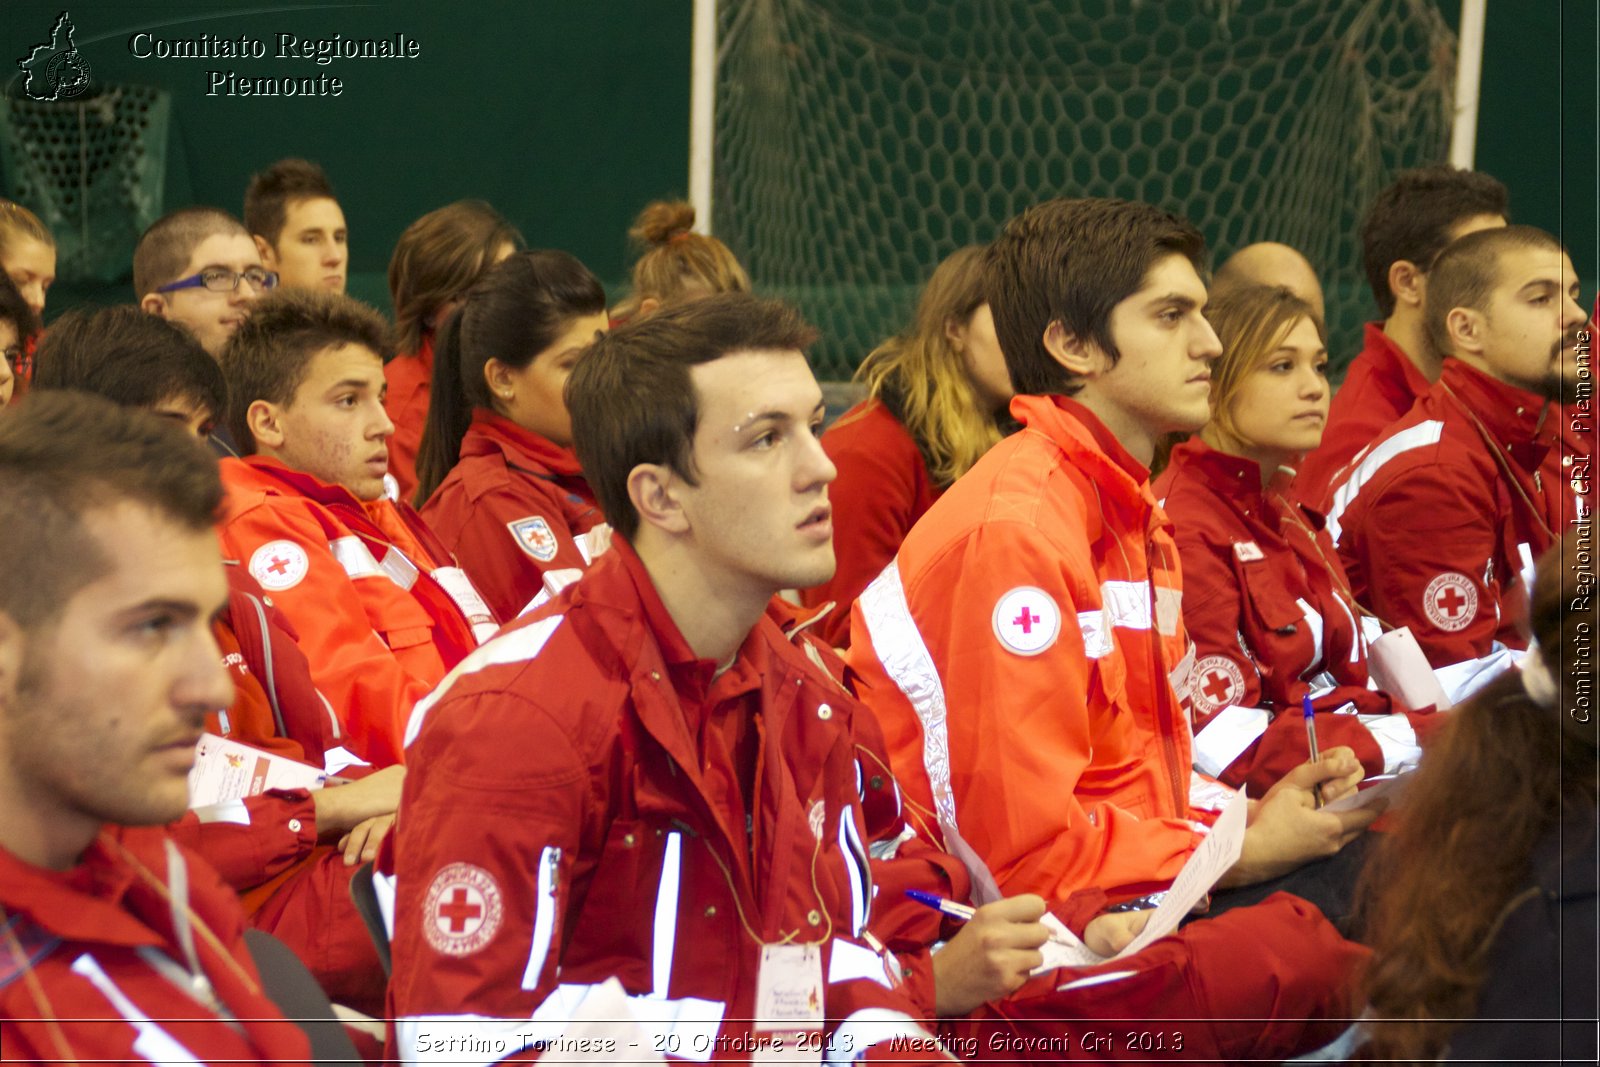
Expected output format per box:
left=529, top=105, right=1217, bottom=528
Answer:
left=422, top=862, right=504, bottom=957
left=248, top=540, right=309, bottom=592
left=1423, top=572, right=1477, bottom=632
left=1191, top=655, right=1247, bottom=714
left=991, top=586, right=1061, bottom=656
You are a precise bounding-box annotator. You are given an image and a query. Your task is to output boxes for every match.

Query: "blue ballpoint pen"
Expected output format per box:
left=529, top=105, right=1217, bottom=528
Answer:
left=1303, top=693, right=1323, bottom=808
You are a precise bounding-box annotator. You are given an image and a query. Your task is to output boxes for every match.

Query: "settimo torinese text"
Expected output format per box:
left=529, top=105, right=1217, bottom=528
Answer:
left=128, top=32, right=421, bottom=97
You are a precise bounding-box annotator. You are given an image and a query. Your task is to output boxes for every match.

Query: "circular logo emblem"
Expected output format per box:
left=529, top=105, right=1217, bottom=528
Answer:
left=1422, top=572, right=1478, bottom=633
left=1191, top=655, right=1247, bottom=715
left=422, top=863, right=504, bottom=957
left=991, top=586, right=1061, bottom=657
left=47, top=51, right=93, bottom=100
left=248, top=540, right=309, bottom=591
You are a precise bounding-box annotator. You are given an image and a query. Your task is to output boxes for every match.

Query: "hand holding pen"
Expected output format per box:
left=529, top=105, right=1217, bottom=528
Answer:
left=1302, top=693, right=1323, bottom=809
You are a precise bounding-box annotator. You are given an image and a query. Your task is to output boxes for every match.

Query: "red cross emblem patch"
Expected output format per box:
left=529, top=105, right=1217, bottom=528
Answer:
left=508, top=516, right=559, bottom=563
left=1422, top=572, right=1477, bottom=633
left=1191, top=655, right=1247, bottom=715
left=991, top=586, right=1060, bottom=656
left=422, top=863, right=504, bottom=957
left=248, top=540, right=309, bottom=592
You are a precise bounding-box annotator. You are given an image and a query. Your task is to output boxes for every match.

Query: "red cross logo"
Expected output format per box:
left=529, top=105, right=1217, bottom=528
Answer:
left=1012, top=606, right=1039, bottom=634
left=265, top=555, right=292, bottom=576
left=1201, top=670, right=1234, bottom=704
left=436, top=887, right=482, bottom=933
left=1434, top=586, right=1468, bottom=618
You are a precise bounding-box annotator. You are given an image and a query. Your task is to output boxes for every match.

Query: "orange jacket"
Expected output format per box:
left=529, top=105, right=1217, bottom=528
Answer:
left=382, top=336, right=433, bottom=503
left=847, top=395, right=1207, bottom=900
left=421, top=409, right=608, bottom=622
left=217, top=456, right=496, bottom=765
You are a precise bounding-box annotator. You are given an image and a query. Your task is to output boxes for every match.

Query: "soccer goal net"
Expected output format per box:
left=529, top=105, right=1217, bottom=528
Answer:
left=712, top=0, right=1457, bottom=380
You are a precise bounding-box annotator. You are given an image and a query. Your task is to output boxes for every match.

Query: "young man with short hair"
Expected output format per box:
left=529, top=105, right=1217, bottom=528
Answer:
left=0, top=392, right=310, bottom=1062
left=1294, top=166, right=1508, bottom=508
left=217, top=288, right=496, bottom=765
left=244, top=158, right=349, bottom=293
left=1329, top=225, right=1589, bottom=668
left=135, top=207, right=276, bottom=359
left=387, top=293, right=1362, bottom=1064
left=849, top=197, right=1375, bottom=909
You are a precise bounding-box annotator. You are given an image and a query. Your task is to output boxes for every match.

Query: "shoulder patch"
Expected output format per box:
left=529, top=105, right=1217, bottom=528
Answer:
left=248, top=540, right=309, bottom=591
left=422, top=862, right=504, bottom=957
left=991, top=586, right=1060, bottom=656
left=1423, top=572, right=1477, bottom=632
left=1192, top=655, right=1247, bottom=715
left=507, top=516, right=559, bottom=562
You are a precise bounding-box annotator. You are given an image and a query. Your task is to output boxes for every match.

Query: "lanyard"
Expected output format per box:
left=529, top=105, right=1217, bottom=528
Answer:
left=1438, top=380, right=1557, bottom=544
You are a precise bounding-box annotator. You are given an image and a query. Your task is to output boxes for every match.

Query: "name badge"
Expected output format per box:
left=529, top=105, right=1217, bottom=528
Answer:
left=1232, top=541, right=1265, bottom=562
left=755, top=943, right=823, bottom=1031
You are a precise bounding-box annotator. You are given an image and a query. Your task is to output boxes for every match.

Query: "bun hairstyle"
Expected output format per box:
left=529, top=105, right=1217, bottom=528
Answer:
left=613, top=199, right=750, bottom=322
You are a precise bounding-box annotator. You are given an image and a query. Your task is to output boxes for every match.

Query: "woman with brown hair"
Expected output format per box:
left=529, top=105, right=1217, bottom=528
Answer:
left=609, top=199, right=748, bottom=324
left=382, top=200, right=524, bottom=499
left=1359, top=531, right=1597, bottom=1062
left=798, top=245, right=1012, bottom=647
left=1153, top=285, right=1435, bottom=795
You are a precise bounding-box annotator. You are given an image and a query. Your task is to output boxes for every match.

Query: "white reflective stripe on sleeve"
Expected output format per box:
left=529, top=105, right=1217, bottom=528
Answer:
left=1077, top=609, right=1113, bottom=659
left=431, top=565, right=500, bottom=643
left=192, top=799, right=250, bottom=825
left=1153, top=585, right=1182, bottom=637
left=523, top=984, right=725, bottom=1063
left=403, top=615, right=565, bottom=748
left=828, top=938, right=891, bottom=988
left=1357, top=713, right=1423, bottom=775
left=1517, top=541, right=1537, bottom=593
left=1325, top=420, right=1445, bottom=543
left=856, top=563, right=957, bottom=829
left=1328, top=592, right=1362, bottom=663
left=837, top=809, right=870, bottom=936
left=70, top=954, right=204, bottom=1064
left=828, top=1009, right=952, bottom=1065
left=395, top=1014, right=539, bottom=1066
left=517, top=568, right=585, bottom=618
left=575, top=523, right=613, bottom=566
left=1296, top=597, right=1325, bottom=670
left=380, top=547, right=422, bottom=591
left=652, top=831, right=682, bottom=998
left=1191, top=704, right=1271, bottom=779
left=1100, top=579, right=1151, bottom=631
left=328, top=535, right=383, bottom=580
left=371, top=869, right=397, bottom=940
left=521, top=845, right=561, bottom=990
left=323, top=745, right=369, bottom=776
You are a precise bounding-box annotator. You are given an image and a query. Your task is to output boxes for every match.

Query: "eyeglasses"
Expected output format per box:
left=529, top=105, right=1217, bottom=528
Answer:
left=157, top=266, right=279, bottom=294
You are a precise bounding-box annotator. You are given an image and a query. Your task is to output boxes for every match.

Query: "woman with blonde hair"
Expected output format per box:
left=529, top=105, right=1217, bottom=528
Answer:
left=1358, top=531, right=1596, bottom=1062
left=1153, top=285, right=1436, bottom=795
left=0, top=200, right=55, bottom=395
left=799, top=245, right=1012, bottom=647
left=610, top=199, right=748, bottom=323
left=383, top=200, right=524, bottom=499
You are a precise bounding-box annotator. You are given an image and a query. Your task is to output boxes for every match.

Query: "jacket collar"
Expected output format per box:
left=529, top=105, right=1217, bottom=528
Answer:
left=1437, top=360, right=1556, bottom=467
left=463, top=409, right=585, bottom=478
left=1362, top=322, right=1432, bottom=402
left=0, top=827, right=174, bottom=949
left=239, top=455, right=365, bottom=509
left=1011, top=393, right=1156, bottom=509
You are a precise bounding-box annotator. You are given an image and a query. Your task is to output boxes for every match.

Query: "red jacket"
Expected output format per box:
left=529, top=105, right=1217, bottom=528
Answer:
left=1329, top=360, right=1563, bottom=667
left=848, top=395, right=1209, bottom=900
left=1294, top=323, right=1430, bottom=511
left=800, top=398, right=942, bottom=649
left=217, top=456, right=497, bottom=765
left=421, top=410, right=609, bottom=622
left=0, top=827, right=311, bottom=1063
left=384, top=336, right=434, bottom=504
left=1154, top=438, right=1434, bottom=794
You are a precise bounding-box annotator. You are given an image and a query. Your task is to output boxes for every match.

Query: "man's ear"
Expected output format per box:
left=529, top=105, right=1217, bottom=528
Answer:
left=1444, top=306, right=1483, bottom=358
left=637, top=296, right=663, bottom=319
left=1389, top=259, right=1425, bottom=311
left=1042, top=320, right=1101, bottom=377
left=253, top=235, right=279, bottom=269
left=140, top=293, right=169, bottom=318
left=627, top=463, right=689, bottom=536
left=247, top=399, right=286, bottom=452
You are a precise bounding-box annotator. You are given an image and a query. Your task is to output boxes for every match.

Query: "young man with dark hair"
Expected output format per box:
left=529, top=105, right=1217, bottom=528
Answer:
left=1294, top=166, right=1508, bottom=508
left=0, top=391, right=310, bottom=1062
left=849, top=197, right=1375, bottom=908
left=136, top=207, right=277, bottom=359
left=244, top=158, right=349, bottom=293
left=217, top=288, right=496, bottom=766
left=387, top=292, right=1362, bottom=1064
left=1329, top=225, right=1589, bottom=668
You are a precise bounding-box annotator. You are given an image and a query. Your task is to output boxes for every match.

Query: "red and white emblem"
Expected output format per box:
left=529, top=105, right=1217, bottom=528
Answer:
left=1423, top=572, right=1477, bottom=632
left=1192, top=655, right=1247, bottom=714
left=508, top=516, right=559, bottom=563
left=422, top=863, right=504, bottom=957
left=248, top=540, right=309, bottom=592
left=991, top=586, right=1060, bottom=656
left=1232, top=541, right=1265, bottom=562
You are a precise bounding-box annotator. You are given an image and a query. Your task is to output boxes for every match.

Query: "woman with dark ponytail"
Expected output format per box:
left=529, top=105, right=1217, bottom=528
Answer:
left=1359, top=529, right=1597, bottom=1062
left=415, top=250, right=609, bottom=620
